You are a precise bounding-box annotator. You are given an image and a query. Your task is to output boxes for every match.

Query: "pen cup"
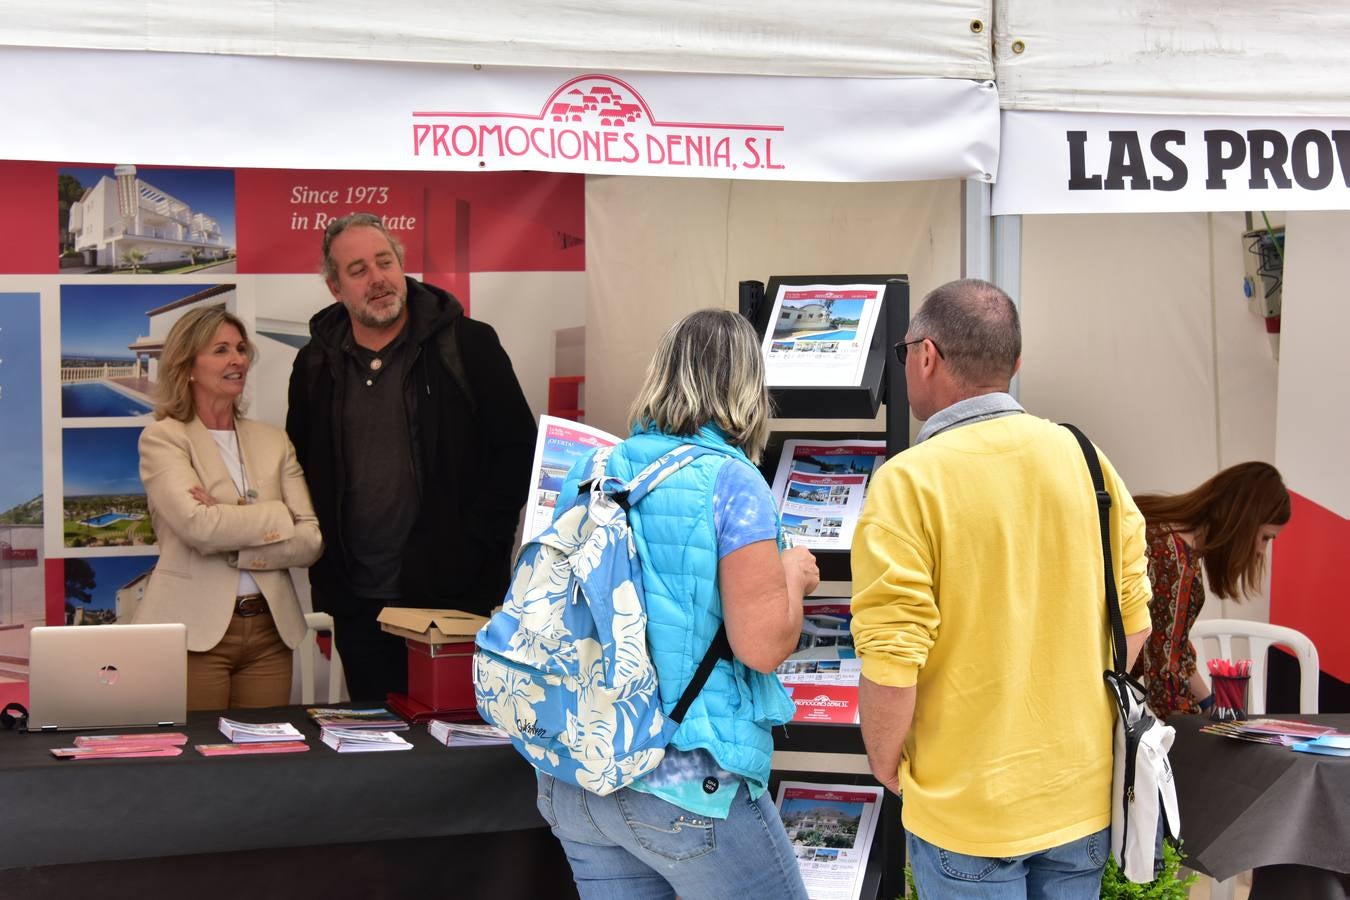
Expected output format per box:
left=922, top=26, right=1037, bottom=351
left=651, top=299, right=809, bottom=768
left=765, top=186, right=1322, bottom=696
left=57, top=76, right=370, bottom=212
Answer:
left=1209, top=674, right=1250, bottom=721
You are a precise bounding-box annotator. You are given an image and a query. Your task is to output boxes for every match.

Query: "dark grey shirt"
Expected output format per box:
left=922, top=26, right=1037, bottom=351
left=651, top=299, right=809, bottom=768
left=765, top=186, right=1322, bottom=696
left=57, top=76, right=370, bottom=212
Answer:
left=341, top=327, right=419, bottom=599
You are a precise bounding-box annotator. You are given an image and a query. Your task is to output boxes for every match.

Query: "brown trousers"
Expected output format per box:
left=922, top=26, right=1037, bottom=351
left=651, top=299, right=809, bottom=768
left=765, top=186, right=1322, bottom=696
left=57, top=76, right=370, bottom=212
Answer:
left=187, top=611, right=293, bottom=711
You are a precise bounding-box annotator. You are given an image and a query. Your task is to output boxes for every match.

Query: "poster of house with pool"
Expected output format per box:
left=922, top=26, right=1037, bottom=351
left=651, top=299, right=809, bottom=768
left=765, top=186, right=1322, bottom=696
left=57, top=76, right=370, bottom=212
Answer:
left=761, top=285, right=882, bottom=388
left=59, top=283, right=236, bottom=420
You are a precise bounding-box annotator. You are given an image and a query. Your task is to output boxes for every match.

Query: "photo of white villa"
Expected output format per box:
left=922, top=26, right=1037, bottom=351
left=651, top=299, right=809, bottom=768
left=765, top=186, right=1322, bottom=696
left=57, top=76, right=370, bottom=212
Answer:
left=775, top=301, right=831, bottom=335
left=65, top=165, right=234, bottom=271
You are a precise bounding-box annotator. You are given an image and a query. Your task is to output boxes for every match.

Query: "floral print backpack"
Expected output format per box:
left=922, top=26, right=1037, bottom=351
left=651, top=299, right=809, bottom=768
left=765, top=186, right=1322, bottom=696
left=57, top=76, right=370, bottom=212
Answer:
left=474, top=443, right=732, bottom=796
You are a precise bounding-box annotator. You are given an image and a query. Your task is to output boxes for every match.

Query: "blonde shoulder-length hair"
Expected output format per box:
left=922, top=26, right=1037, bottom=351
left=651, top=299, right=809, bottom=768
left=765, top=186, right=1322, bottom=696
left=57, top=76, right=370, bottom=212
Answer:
left=627, top=309, right=772, bottom=462
left=154, top=305, right=256, bottom=422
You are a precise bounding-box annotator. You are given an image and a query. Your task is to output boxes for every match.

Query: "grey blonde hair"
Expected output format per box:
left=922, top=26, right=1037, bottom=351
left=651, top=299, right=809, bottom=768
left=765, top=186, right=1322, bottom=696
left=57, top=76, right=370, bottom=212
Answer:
left=909, top=278, right=1021, bottom=386
left=628, top=309, right=772, bottom=462
left=154, top=305, right=255, bottom=422
left=320, top=212, right=406, bottom=283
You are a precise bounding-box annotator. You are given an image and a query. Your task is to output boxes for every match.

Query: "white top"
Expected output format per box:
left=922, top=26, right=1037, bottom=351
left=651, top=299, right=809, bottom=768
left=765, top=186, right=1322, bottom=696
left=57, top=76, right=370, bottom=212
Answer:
left=207, top=428, right=263, bottom=598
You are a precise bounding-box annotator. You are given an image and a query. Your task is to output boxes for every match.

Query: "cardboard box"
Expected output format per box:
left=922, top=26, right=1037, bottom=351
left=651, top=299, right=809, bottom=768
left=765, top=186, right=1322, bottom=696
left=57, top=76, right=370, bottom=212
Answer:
left=376, top=608, right=486, bottom=712
left=375, top=607, right=487, bottom=644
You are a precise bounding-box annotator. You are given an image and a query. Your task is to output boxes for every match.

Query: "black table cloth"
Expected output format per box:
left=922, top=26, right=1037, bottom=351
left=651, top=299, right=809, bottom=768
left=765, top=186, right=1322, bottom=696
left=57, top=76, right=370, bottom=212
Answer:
left=1169, top=712, right=1350, bottom=898
left=1, top=706, right=576, bottom=899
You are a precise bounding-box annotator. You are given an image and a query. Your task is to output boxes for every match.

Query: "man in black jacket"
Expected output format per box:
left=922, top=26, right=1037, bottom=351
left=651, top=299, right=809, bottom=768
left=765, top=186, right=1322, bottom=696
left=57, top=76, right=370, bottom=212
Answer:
left=286, top=213, right=536, bottom=701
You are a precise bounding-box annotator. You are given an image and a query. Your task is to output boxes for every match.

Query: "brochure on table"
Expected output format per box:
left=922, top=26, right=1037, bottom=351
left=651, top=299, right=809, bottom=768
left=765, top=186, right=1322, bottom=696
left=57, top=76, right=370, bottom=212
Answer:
left=776, top=781, right=884, bottom=900
left=523, top=415, right=621, bottom=542
left=761, top=284, right=884, bottom=389
left=770, top=440, right=887, bottom=552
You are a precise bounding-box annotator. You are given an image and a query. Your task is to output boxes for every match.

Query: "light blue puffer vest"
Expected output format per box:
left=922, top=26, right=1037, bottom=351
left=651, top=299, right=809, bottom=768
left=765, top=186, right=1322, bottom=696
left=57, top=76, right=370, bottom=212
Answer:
left=560, top=424, right=796, bottom=790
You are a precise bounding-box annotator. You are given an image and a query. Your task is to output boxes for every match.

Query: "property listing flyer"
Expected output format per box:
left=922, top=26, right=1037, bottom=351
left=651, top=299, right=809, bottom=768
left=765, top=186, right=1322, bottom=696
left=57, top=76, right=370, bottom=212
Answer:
left=761, top=285, right=883, bottom=388
left=776, top=782, right=885, bottom=900
left=776, top=597, right=858, bottom=685
left=770, top=440, right=887, bottom=551
left=523, top=416, right=621, bottom=541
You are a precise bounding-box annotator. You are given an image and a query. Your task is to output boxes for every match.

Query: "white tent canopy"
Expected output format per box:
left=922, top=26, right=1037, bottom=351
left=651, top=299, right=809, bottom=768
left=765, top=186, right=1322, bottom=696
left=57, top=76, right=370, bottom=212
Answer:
left=3, top=0, right=993, bottom=79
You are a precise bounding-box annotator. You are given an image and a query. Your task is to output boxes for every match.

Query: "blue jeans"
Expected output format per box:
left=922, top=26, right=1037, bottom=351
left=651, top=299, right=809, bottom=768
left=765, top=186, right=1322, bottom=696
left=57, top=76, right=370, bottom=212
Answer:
left=537, top=773, right=809, bottom=900
left=907, top=827, right=1109, bottom=900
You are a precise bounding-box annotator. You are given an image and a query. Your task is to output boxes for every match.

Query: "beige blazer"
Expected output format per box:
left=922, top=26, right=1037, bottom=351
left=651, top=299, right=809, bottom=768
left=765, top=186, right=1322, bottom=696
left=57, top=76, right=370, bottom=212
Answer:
left=135, top=415, right=323, bottom=652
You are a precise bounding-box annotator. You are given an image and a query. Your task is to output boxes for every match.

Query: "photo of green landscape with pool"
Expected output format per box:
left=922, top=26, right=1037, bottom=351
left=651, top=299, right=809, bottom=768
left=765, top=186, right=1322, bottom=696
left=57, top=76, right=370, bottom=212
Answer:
left=62, top=427, right=155, bottom=547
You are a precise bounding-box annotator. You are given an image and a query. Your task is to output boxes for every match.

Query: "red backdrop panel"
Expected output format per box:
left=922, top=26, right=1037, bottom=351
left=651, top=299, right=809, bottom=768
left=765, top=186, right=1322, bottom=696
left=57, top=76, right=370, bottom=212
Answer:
left=1270, top=491, right=1350, bottom=682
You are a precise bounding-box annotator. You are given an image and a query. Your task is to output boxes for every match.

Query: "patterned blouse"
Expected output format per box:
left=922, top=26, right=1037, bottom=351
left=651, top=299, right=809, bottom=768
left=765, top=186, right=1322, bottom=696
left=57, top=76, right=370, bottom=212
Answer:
left=1130, top=524, right=1206, bottom=720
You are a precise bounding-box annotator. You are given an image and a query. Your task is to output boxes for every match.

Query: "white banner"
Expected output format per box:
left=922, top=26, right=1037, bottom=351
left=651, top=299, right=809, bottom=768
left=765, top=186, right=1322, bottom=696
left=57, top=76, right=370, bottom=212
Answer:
left=994, top=110, right=1350, bottom=215
left=0, top=47, right=999, bottom=183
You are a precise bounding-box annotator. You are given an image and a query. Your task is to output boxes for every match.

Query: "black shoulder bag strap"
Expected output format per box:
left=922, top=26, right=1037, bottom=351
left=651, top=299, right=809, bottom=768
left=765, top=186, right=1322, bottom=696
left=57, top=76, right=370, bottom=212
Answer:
left=1061, top=423, right=1127, bottom=675
left=1064, top=423, right=1160, bottom=849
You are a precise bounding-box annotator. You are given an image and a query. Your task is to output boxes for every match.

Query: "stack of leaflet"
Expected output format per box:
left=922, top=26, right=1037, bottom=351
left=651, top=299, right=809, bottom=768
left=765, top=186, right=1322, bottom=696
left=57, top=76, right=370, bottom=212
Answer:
left=306, top=707, right=409, bottom=731
left=50, top=732, right=187, bottom=760
left=194, top=717, right=311, bottom=756
left=1201, top=717, right=1344, bottom=748
left=320, top=727, right=413, bottom=753
left=428, top=719, right=510, bottom=747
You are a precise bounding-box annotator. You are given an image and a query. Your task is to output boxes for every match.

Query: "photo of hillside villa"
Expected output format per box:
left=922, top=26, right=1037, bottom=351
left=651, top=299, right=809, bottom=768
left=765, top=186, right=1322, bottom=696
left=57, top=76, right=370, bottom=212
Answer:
left=60, top=164, right=236, bottom=273
left=62, top=427, right=156, bottom=548
left=60, top=283, right=235, bottom=418
left=780, top=797, right=864, bottom=849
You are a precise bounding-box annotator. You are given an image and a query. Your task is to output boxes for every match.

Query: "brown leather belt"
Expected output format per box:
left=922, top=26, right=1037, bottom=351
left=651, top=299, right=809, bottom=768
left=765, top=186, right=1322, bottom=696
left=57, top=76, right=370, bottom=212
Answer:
left=234, top=594, right=268, bottom=617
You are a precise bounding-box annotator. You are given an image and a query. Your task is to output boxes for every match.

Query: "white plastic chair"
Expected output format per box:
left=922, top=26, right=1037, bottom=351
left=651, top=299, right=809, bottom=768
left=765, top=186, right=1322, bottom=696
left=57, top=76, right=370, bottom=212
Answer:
left=300, top=612, right=346, bottom=705
left=1191, top=618, right=1319, bottom=714
left=1190, top=619, right=1319, bottom=900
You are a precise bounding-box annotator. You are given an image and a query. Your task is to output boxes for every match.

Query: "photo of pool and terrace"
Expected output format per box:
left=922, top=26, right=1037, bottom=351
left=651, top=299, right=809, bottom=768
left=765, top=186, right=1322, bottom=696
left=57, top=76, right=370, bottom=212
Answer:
left=772, top=298, right=865, bottom=343
left=60, top=283, right=235, bottom=419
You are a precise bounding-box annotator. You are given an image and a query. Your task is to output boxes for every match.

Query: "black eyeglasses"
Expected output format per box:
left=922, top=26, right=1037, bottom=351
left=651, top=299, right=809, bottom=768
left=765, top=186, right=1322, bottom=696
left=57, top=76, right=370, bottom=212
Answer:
left=894, top=337, right=944, bottom=365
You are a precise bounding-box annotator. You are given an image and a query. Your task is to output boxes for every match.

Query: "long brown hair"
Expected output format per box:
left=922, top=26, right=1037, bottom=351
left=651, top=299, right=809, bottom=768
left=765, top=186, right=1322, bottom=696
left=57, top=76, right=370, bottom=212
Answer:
left=1134, top=462, right=1291, bottom=599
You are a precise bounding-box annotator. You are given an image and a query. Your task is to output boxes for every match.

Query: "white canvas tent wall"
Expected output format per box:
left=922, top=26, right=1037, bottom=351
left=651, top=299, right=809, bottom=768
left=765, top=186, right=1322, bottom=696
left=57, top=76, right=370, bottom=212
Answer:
left=985, top=1, right=1350, bottom=691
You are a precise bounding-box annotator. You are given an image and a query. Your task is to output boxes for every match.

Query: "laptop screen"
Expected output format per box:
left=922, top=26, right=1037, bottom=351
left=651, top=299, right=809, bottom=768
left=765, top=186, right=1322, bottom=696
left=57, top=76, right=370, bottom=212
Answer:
left=27, top=623, right=187, bottom=731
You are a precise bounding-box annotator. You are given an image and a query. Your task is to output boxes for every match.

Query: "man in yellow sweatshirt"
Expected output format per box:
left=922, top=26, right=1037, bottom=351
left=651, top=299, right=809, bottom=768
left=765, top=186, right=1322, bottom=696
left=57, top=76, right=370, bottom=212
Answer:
left=851, top=278, right=1152, bottom=899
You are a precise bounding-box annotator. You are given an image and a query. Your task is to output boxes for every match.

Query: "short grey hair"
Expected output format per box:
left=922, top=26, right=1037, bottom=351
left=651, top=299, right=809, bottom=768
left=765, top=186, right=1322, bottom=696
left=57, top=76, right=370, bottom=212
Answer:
left=909, top=278, right=1020, bottom=385
left=628, top=309, right=772, bottom=462
left=320, top=212, right=405, bottom=282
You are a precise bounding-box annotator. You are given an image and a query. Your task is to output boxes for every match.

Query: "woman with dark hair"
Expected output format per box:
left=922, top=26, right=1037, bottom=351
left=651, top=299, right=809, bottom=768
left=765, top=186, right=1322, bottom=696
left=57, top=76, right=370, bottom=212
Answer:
left=538, top=308, right=819, bottom=899
left=135, top=305, right=322, bottom=710
left=1131, top=462, right=1291, bottom=720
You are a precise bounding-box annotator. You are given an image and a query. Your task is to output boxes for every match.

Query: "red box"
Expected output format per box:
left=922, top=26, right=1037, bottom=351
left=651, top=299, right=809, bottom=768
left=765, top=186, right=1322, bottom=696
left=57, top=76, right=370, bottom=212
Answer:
left=406, top=639, right=476, bottom=712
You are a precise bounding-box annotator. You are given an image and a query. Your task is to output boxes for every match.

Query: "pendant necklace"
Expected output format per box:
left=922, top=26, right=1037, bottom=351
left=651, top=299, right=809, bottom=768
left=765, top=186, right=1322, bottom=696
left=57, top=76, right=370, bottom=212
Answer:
left=233, top=428, right=256, bottom=505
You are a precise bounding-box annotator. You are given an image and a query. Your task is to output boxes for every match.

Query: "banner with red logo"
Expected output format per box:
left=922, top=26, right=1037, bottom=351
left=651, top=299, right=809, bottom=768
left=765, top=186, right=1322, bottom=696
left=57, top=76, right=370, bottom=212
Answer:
left=0, top=47, right=999, bottom=184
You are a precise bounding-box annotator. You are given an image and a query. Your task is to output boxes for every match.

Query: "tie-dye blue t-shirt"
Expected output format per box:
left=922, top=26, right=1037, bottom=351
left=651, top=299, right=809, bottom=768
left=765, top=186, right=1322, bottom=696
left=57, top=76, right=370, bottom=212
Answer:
left=628, top=459, right=780, bottom=818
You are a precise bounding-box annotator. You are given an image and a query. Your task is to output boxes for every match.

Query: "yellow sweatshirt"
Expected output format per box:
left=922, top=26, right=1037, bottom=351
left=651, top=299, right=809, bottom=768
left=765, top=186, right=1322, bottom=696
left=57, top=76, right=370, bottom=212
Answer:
left=851, top=413, right=1151, bottom=857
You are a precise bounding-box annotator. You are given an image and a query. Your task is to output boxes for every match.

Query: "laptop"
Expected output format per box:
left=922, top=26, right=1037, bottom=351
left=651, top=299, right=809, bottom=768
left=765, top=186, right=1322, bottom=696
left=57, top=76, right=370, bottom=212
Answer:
left=27, top=623, right=188, bottom=731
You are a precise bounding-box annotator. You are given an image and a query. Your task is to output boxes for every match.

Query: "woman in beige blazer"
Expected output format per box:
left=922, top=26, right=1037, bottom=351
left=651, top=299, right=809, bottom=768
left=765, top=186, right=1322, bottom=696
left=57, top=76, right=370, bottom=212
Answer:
left=136, top=306, right=322, bottom=710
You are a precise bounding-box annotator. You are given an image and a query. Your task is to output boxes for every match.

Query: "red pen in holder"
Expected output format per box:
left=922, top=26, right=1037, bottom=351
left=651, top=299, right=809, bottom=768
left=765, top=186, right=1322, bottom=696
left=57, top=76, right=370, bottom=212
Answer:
left=1208, top=657, right=1251, bottom=721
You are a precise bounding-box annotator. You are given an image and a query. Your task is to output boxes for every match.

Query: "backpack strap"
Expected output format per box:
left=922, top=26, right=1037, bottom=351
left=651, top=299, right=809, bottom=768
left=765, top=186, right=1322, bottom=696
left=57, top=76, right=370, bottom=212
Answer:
left=670, top=624, right=733, bottom=724
left=1061, top=423, right=1128, bottom=676
left=434, top=318, right=477, bottom=417
left=595, top=442, right=737, bottom=723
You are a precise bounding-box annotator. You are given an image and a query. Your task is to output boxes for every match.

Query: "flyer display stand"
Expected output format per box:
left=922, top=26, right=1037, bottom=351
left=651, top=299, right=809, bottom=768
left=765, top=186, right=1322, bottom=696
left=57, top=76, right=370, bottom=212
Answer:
left=742, top=273, right=910, bottom=900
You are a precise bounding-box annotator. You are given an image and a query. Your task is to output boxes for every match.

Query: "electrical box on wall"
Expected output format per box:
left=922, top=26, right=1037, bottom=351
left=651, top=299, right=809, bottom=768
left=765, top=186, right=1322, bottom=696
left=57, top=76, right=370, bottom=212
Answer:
left=1242, top=226, right=1284, bottom=319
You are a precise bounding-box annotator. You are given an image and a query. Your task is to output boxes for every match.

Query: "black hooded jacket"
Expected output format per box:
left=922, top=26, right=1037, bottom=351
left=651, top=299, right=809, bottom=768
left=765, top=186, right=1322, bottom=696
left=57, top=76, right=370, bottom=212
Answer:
left=286, top=277, right=536, bottom=617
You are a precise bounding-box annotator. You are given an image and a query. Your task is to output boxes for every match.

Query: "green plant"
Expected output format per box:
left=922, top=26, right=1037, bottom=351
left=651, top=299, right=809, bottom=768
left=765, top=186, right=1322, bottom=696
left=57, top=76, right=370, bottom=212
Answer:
left=900, top=840, right=1197, bottom=899
left=1100, top=840, right=1197, bottom=900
